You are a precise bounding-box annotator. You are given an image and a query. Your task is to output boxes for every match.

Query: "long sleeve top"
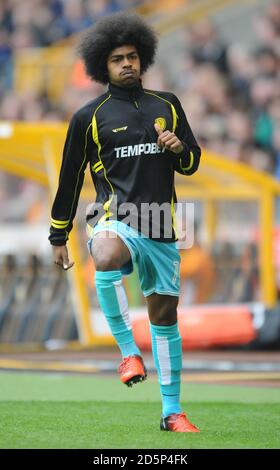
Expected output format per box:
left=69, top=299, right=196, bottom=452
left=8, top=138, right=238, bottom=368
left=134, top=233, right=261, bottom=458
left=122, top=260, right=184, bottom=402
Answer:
left=49, top=81, right=201, bottom=245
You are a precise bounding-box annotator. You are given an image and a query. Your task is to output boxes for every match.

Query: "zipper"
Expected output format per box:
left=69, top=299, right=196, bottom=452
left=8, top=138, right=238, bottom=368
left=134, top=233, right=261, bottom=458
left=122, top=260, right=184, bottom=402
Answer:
left=134, top=100, right=139, bottom=109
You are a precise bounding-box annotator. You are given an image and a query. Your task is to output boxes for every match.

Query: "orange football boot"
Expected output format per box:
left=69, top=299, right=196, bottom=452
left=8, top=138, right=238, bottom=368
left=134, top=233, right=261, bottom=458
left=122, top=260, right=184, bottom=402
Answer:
left=160, top=412, right=200, bottom=433
left=118, top=355, right=147, bottom=387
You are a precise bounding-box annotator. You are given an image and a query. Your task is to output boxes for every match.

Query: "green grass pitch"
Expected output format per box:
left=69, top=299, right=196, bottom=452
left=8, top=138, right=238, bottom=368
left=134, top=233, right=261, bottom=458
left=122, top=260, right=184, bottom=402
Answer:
left=0, top=371, right=279, bottom=449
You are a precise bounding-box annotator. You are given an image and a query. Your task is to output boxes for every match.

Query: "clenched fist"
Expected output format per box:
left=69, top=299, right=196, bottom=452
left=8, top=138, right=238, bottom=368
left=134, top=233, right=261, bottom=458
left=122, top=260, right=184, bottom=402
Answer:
left=154, top=123, right=184, bottom=154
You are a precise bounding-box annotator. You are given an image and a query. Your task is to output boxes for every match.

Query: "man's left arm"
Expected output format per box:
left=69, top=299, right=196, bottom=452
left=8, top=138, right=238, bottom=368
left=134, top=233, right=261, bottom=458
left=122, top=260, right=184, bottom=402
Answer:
left=155, top=95, right=201, bottom=175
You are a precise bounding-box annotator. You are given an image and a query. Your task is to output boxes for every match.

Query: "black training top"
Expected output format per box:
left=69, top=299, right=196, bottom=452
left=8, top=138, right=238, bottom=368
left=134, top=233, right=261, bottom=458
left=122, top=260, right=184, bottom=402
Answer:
left=49, top=81, right=201, bottom=246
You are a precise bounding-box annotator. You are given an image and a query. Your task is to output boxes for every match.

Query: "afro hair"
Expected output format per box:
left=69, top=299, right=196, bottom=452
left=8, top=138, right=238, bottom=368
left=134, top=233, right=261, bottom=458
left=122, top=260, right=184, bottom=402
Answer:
left=78, top=12, right=158, bottom=84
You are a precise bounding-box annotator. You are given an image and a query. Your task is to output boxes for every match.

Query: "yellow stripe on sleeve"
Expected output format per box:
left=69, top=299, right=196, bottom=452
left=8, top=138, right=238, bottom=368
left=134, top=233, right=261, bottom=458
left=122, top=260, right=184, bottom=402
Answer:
left=51, top=218, right=69, bottom=228
left=180, top=151, right=194, bottom=172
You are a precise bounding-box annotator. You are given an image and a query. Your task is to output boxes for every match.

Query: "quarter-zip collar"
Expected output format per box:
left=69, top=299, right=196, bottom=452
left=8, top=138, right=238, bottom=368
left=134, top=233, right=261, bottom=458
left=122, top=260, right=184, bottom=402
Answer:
left=108, top=80, right=144, bottom=101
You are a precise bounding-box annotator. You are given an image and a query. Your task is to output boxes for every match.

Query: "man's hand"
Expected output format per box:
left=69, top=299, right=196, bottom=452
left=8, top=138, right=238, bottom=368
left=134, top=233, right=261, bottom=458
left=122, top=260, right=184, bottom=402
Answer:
left=52, top=245, right=74, bottom=271
left=154, top=123, right=184, bottom=154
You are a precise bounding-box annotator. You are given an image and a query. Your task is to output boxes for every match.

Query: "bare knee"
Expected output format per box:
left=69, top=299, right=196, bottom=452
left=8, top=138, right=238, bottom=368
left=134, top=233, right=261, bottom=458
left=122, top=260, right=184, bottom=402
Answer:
left=148, top=295, right=179, bottom=326
left=89, top=232, right=131, bottom=272
left=94, top=254, right=122, bottom=271
left=91, top=240, right=122, bottom=271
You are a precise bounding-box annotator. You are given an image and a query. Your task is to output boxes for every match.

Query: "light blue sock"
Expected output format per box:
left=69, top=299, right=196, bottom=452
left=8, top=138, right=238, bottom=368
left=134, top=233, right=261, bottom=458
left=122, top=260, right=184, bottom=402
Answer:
left=150, top=322, right=182, bottom=418
left=95, top=270, right=141, bottom=358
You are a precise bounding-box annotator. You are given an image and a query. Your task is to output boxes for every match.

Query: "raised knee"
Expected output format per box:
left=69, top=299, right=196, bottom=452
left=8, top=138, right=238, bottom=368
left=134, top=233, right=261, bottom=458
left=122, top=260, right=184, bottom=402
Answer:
left=94, top=254, right=122, bottom=271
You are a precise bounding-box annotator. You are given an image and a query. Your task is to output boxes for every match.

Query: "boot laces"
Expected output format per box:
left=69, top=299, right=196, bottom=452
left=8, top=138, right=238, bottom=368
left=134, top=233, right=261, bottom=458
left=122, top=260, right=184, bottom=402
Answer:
left=118, top=356, right=133, bottom=374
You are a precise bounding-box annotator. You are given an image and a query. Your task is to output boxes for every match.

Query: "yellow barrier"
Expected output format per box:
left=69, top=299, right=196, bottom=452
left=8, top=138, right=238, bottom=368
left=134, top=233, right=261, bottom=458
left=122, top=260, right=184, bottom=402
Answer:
left=14, top=47, right=75, bottom=102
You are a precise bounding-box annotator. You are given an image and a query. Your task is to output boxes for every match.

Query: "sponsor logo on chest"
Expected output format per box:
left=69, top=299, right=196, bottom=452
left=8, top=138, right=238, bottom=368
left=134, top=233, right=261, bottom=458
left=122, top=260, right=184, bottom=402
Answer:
left=114, top=143, right=165, bottom=158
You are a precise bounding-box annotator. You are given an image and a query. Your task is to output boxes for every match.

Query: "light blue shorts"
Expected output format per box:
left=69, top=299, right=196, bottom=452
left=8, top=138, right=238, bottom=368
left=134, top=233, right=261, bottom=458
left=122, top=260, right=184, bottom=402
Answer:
left=87, top=220, right=180, bottom=297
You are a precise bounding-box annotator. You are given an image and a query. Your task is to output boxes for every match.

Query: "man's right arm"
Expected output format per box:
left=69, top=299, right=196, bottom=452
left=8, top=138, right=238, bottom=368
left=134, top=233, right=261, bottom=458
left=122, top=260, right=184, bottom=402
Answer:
left=49, top=112, right=93, bottom=264
left=52, top=245, right=74, bottom=270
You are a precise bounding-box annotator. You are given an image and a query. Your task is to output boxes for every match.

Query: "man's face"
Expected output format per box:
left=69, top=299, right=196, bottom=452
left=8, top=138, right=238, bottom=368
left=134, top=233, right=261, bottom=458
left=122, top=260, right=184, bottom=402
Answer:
left=107, top=45, right=141, bottom=87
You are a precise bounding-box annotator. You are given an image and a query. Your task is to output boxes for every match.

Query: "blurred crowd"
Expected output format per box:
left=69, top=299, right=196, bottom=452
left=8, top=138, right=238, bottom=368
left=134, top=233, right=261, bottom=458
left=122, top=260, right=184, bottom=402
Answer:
left=0, top=0, right=141, bottom=48
left=175, top=1, right=280, bottom=176
left=0, top=0, right=143, bottom=119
